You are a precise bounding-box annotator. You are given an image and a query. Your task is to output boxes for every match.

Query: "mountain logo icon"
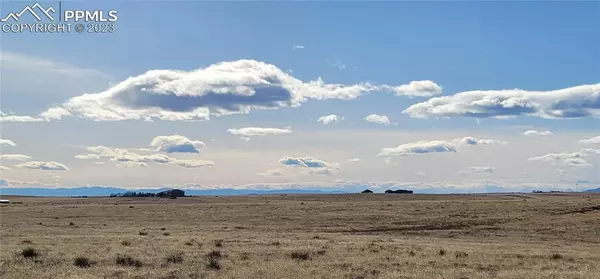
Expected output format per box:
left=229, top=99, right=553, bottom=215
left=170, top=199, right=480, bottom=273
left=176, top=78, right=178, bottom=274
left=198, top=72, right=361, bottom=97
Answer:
left=1, top=3, right=56, bottom=22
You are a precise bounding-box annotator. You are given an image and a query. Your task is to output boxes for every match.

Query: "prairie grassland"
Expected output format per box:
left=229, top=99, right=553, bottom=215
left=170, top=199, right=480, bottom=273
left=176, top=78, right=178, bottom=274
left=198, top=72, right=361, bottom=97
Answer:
left=1, top=193, right=599, bottom=279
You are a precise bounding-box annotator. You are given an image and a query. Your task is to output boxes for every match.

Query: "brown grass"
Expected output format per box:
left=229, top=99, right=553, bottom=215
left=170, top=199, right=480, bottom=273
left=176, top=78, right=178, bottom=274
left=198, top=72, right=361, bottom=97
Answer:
left=1, top=193, right=599, bottom=278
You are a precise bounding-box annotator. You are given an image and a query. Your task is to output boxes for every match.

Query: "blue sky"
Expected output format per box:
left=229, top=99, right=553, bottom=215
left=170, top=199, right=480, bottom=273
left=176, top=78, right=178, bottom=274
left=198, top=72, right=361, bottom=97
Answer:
left=1, top=1, right=599, bottom=192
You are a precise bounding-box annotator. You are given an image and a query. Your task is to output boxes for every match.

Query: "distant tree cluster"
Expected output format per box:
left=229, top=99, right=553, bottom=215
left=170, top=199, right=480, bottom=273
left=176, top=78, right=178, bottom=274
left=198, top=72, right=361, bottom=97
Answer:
left=385, top=189, right=413, bottom=194
left=109, top=189, right=185, bottom=198
left=110, top=191, right=156, bottom=198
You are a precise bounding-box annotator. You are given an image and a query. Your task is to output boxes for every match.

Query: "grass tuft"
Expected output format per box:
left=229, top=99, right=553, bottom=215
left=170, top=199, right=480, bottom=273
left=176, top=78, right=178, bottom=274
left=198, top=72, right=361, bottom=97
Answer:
left=455, top=251, right=469, bottom=259
left=116, top=254, right=143, bottom=267
left=21, top=247, right=40, bottom=259
left=73, top=256, right=93, bottom=268
left=205, top=250, right=222, bottom=270
left=121, top=240, right=131, bottom=246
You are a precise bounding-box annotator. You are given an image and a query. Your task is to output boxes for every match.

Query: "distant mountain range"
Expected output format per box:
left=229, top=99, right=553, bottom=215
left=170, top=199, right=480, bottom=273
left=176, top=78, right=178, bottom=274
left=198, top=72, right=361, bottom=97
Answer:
left=585, top=188, right=600, bottom=193
left=0, top=186, right=348, bottom=197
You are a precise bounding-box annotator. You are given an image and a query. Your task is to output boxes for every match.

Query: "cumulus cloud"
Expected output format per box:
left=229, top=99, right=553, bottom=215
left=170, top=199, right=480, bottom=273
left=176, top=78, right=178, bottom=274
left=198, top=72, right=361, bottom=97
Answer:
left=279, top=156, right=330, bottom=168
left=292, top=45, right=305, bottom=50
left=227, top=127, right=292, bottom=138
left=17, top=60, right=440, bottom=122
left=15, top=161, right=69, bottom=171
left=402, top=83, right=600, bottom=119
left=0, top=166, right=11, bottom=171
left=379, top=140, right=457, bottom=157
left=117, top=162, right=149, bottom=168
left=579, top=136, right=600, bottom=144
left=86, top=145, right=214, bottom=168
left=74, top=154, right=101, bottom=160
left=347, top=158, right=361, bottom=162
left=522, top=130, right=553, bottom=137
left=364, top=114, right=391, bottom=125
left=459, top=166, right=495, bottom=174
left=390, top=80, right=442, bottom=97
left=378, top=137, right=505, bottom=157
left=0, top=139, right=16, bottom=147
left=0, top=154, right=32, bottom=161
left=279, top=156, right=337, bottom=176
left=458, top=137, right=507, bottom=146
left=528, top=149, right=600, bottom=168
left=317, top=114, right=343, bottom=124
left=39, top=107, right=72, bottom=120
left=150, top=135, right=206, bottom=153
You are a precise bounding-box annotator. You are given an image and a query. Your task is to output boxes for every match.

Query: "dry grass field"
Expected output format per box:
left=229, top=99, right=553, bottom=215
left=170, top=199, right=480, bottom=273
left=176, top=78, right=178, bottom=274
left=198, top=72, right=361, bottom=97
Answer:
left=1, top=193, right=599, bottom=279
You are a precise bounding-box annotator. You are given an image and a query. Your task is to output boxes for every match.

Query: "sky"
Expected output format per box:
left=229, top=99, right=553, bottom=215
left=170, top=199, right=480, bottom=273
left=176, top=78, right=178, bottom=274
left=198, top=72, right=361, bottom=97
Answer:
left=0, top=1, right=599, bottom=193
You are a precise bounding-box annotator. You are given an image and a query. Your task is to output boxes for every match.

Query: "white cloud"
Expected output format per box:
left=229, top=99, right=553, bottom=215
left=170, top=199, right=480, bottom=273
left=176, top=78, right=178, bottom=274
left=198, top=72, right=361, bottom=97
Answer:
left=279, top=156, right=330, bottom=168
left=459, top=166, right=495, bottom=174
left=522, top=130, right=553, bottom=137
left=347, top=158, right=361, bottom=162
left=227, top=127, right=292, bottom=137
left=292, top=45, right=305, bottom=50
left=528, top=149, right=600, bottom=168
left=402, top=83, right=600, bottom=119
left=579, top=136, right=600, bottom=144
left=86, top=145, right=214, bottom=168
left=0, top=114, right=45, bottom=123
left=391, top=80, right=443, bottom=97
left=19, top=59, right=440, bottom=122
left=15, top=161, right=69, bottom=171
left=379, top=140, right=457, bottom=157
left=0, top=139, right=16, bottom=147
left=378, top=137, right=506, bottom=157
left=278, top=156, right=338, bottom=176
left=0, top=154, right=32, bottom=161
left=257, top=169, right=285, bottom=177
left=0, top=166, right=11, bottom=171
left=172, top=159, right=215, bottom=168
left=317, top=114, right=343, bottom=124
left=0, top=107, right=69, bottom=123
left=39, top=107, right=72, bottom=120
left=117, top=162, right=149, bottom=168
left=74, top=154, right=101, bottom=160
left=150, top=135, right=205, bottom=153
left=364, top=114, right=391, bottom=125
left=458, top=137, right=507, bottom=146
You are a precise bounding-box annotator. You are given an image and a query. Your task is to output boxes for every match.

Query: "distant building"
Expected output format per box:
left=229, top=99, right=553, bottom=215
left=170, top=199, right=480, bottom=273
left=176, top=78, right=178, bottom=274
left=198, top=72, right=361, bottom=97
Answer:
left=0, top=199, right=10, bottom=204
left=361, top=189, right=374, bottom=194
left=157, top=189, right=185, bottom=198
left=384, top=189, right=413, bottom=194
